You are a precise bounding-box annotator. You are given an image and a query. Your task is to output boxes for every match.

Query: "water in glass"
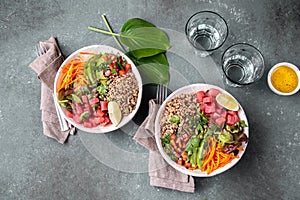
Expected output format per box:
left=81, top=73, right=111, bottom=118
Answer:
left=188, top=24, right=221, bottom=50
left=223, top=55, right=254, bottom=84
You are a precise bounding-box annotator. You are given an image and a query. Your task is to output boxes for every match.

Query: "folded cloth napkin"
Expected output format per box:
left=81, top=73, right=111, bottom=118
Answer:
left=134, top=100, right=195, bottom=193
left=30, top=37, right=75, bottom=144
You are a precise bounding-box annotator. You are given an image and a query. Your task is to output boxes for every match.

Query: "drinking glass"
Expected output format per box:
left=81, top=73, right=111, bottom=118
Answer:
left=221, top=43, right=265, bottom=87
left=185, top=11, right=228, bottom=57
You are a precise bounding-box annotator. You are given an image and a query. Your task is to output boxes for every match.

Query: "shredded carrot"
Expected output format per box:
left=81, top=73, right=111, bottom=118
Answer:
left=79, top=51, right=97, bottom=55
left=201, top=137, right=241, bottom=174
left=202, top=136, right=217, bottom=169
left=56, top=55, right=85, bottom=93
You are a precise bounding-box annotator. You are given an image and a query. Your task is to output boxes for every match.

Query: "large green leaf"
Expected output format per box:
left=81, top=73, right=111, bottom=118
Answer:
left=127, top=48, right=166, bottom=60
left=121, top=18, right=155, bottom=32
left=136, top=52, right=169, bottom=66
left=120, top=27, right=171, bottom=52
left=133, top=53, right=170, bottom=85
left=136, top=63, right=169, bottom=85
left=121, top=18, right=169, bottom=59
left=88, top=17, right=171, bottom=84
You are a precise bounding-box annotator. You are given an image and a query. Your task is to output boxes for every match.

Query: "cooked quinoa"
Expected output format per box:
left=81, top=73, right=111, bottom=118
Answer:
left=160, top=93, right=198, bottom=137
left=107, top=71, right=139, bottom=116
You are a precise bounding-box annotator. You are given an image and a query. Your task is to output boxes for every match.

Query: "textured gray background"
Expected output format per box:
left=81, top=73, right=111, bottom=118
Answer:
left=1, top=0, right=300, bottom=199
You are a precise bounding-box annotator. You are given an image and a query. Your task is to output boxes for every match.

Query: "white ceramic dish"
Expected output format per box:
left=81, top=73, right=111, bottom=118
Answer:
left=155, top=83, right=249, bottom=177
left=54, top=45, right=143, bottom=133
left=267, top=62, right=300, bottom=96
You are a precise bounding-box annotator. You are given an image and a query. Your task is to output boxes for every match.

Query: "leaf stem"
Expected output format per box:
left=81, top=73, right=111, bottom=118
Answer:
left=88, top=26, right=121, bottom=37
left=101, top=15, right=126, bottom=52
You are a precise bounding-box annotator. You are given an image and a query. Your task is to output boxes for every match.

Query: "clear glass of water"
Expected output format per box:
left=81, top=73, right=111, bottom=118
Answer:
left=222, top=43, right=265, bottom=87
left=185, top=11, right=228, bottom=57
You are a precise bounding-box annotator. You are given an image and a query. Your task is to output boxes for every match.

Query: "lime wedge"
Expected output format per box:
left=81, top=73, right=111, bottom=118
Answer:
left=216, top=93, right=239, bottom=111
left=108, top=101, right=122, bottom=126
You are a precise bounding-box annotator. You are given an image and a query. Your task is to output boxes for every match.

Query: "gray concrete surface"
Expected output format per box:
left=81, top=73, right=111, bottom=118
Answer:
left=1, top=0, right=300, bottom=199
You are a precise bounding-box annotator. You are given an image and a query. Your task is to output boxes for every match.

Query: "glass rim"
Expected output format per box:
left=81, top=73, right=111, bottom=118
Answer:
left=221, top=42, right=265, bottom=85
left=185, top=10, right=229, bottom=52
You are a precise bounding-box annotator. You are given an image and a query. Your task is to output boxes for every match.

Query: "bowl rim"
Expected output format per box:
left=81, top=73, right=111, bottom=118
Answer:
left=53, top=44, right=143, bottom=133
left=154, top=83, right=249, bottom=177
left=267, top=62, right=300, bottom=96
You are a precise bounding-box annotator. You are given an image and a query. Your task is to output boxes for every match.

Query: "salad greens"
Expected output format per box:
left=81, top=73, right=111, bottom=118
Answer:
left=218, top=130, right=234, bottom=146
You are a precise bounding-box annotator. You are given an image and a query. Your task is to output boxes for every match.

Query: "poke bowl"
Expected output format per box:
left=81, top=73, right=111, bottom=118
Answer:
left=155, top=84, right=249, bottom=177
left=54, top=45, right=143, bottom=133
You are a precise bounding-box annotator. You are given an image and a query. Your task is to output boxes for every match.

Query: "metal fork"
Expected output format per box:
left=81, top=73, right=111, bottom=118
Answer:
left=35, top=42, right=47, bottom=56
left=156, top=84, right=168, bottom=105
left=36, top=42, right=70, bottom=131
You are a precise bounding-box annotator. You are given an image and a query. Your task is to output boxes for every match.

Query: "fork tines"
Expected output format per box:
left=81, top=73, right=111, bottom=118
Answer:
left=35, top=42, right=48, bottom=57
left=156, top=84, right=168, bottom=105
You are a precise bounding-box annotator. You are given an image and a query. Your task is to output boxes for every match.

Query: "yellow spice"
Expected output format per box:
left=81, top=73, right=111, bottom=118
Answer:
left=271, top=66, right=298, bottom=93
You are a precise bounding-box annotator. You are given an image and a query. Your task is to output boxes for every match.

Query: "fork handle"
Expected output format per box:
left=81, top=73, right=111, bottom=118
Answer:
left=53, top=94, right=70, bottom=131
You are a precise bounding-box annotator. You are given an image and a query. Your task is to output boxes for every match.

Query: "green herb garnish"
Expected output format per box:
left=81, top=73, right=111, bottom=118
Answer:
left=96, top=85, right=108, bottom=95
left=169, top=115, right=180, bottom=124
left=161, top=134, right=171, bottom=146
left=80, top=112, right=90, bottom=121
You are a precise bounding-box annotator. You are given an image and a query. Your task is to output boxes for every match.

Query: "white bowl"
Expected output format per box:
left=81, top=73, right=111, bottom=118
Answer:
left=267, top=62, right=300, bottom=96
left=54, top=45, right=143, bottom=133
left=155, top=84, right=249, bottom=177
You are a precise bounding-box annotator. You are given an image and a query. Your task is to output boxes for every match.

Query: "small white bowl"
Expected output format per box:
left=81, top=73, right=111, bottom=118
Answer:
left=267, top=62, right=300, bottom=96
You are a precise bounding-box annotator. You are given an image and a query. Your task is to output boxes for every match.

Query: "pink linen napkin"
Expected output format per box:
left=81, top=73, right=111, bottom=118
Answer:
left=134, top=100, right=195, bottom=193
left=30, top=37, right=75, bottom=144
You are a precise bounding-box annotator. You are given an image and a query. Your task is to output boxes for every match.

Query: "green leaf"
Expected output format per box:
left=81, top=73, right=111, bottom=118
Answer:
left=129, top=51, right=169, bottom=65
left=185, top=136, right=200, bottom=153
left=137, top=63, right=169, bottom=85
left=169, top=115, right=180, bottom=124
left=161, top=134, right=171, bottom=146
left=219, top=131, right=234, bottom=146
left=239, top=120, right=248, bottom=128
left=88, top=17, right=171, bottom=85
left=120, top=27, right=171, bottom=53
left=134, top=53, right=169, bottom=85
left=70, top=94, right=82, bottom=104
left=121, top=18, right=155, bottom=32
left=127, top=48, right=166, bottom=60
left=96, top=84, right=108, bottom=95
left=89, top=18, right=172, bottom=53
left=121, top=18, right=165, bottom=59
left=80, top=112, right=90, bottom=121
